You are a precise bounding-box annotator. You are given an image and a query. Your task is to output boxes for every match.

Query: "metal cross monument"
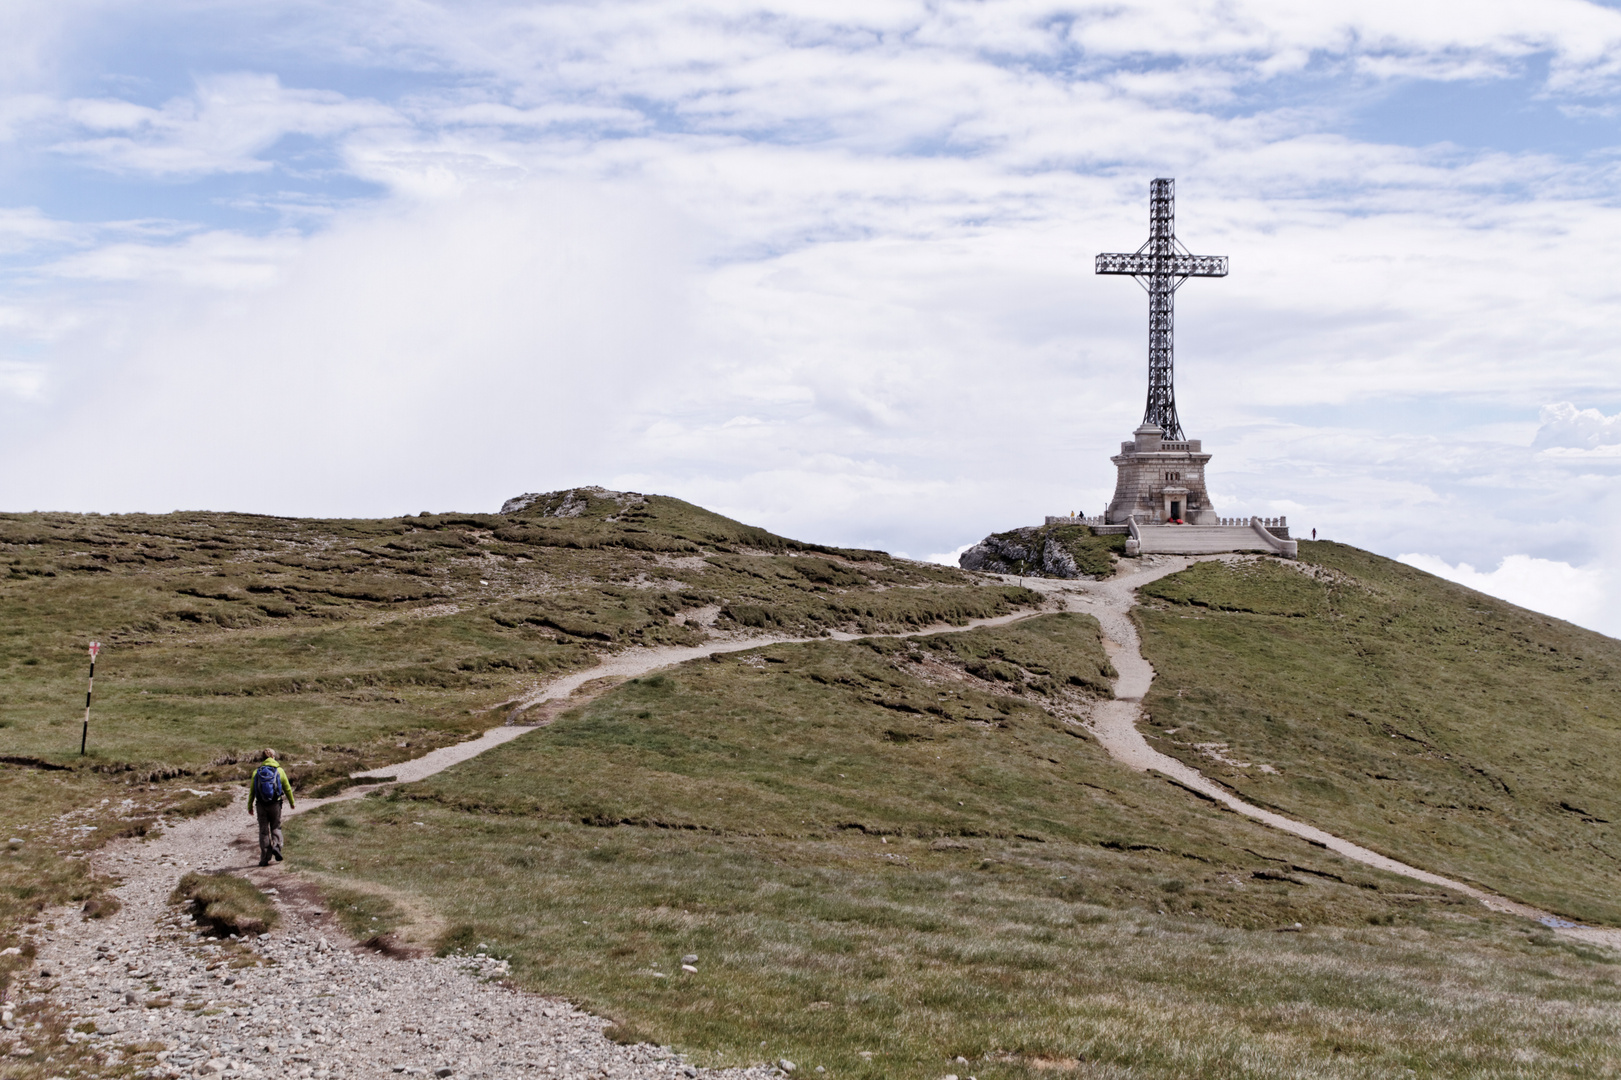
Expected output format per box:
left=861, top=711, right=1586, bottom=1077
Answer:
left=1096, top=178, right=1227, bottom=441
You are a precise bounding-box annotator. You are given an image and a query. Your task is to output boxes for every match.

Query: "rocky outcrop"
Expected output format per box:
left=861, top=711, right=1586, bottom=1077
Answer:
left=959, top=523, right=1123, bottom=578
left=500, top=487, right=648, bottom=517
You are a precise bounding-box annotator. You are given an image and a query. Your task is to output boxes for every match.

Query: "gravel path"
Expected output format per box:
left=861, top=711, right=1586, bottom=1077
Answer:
left=16, top=803, right=783, bottom=1080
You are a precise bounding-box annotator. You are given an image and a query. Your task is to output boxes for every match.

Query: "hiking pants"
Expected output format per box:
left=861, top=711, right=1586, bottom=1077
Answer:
left=256, top=800, right=283, bottom=857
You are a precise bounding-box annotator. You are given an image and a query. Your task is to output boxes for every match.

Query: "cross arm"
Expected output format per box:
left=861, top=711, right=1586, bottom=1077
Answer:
left=1095, top=253, right=1228, bottom=277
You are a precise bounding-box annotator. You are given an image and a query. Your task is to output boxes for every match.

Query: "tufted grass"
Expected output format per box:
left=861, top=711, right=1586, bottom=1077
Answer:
left=171, top=871, right=279, bottom=937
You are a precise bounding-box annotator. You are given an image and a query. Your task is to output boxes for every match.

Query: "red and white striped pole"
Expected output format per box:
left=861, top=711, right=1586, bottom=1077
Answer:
left=80, top=641, right=100, bottom=756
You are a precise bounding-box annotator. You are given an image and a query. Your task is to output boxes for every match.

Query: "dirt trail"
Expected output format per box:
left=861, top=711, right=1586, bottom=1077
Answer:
left=346, top=605, right=1050, bottom=785
left=1018, top=555, right=1621, bottom=951
left=494, top=607, right=1047, bottom=720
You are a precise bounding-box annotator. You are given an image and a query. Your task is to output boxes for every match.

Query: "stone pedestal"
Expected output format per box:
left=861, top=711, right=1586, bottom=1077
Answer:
left=1106, top=423, right=1218, bottom=525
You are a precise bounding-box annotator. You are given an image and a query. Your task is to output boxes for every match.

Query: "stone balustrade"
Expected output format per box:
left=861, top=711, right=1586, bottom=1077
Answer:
left=1048, top=513, right=1289, bottom=531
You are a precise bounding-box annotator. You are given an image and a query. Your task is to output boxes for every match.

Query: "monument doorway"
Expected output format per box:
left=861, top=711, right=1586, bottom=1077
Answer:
left=1171, top=500, right=1182, bottom=521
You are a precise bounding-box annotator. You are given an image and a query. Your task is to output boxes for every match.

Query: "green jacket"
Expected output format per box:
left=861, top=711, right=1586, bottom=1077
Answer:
left=247, top=758, right=295, bottom=811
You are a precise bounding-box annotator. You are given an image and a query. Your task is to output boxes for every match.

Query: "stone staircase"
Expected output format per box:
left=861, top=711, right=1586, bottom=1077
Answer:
left=1127, top=519, right=1299, bottom=558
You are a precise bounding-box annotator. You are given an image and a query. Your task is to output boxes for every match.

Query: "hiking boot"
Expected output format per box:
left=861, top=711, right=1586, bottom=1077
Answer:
left=258, top=854, right=270, bottom=867
left=272, top=848, right=283, bottom=862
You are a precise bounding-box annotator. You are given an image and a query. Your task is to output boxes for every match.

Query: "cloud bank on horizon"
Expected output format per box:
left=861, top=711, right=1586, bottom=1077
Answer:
left=4, top=1, right=1621, bottom=633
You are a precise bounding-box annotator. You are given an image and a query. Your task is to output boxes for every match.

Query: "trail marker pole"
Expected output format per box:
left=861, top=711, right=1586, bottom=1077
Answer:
left=80, top=641, right=100, bottom=755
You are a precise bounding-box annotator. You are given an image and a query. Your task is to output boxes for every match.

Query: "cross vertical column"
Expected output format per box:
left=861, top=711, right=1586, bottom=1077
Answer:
left=1146, top=179, right=1180, bottom=439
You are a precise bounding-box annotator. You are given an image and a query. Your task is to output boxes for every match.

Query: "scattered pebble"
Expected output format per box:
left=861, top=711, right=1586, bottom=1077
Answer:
left=8, top=797, right=782, bottom=1080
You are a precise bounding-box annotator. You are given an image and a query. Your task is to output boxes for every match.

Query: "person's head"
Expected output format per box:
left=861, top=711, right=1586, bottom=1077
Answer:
left=261, top=747, right=277, bottom=762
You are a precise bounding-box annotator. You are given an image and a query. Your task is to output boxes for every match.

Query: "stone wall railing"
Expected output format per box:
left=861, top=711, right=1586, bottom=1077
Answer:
left=1216, top=516, right=1288, bottom=528
left=1047, top=514, right=1289, bottom=530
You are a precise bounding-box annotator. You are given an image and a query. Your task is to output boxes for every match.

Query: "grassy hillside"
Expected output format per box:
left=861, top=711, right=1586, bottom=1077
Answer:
left=289, top=618, right=1620, bottom=1079
left=6, top=496, right=1621, bottom=1078
left=1136, top=544, right=1621, bottom=925
left=0, top=489, right=1036, bottom=966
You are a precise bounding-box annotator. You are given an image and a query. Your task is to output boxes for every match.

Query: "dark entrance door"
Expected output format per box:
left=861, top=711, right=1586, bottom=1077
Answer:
left=1171, top=501, right=1182, bottom=521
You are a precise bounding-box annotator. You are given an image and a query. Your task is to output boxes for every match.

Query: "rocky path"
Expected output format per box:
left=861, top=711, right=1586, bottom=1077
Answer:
left=18, top=804, right=754, bottom=1080
left=1021, top=556, right=1621, bottom=952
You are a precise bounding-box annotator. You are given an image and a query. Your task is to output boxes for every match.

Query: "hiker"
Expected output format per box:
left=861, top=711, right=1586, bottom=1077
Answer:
left=247, top=748, right=295, bottom=867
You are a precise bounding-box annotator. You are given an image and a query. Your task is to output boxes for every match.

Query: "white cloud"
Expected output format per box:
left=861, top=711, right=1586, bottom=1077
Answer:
left=0, top=179, right=697, bottom=517
left=0, top=206, right=79, bottom=254
left=1397, top=552, right=1618, bottom=637
left=926, top=542, right=974, bottom=567
left=55, top=73, right=395, bottom=176
left=0, top=361, right=45, bottom=400
left=1533, top=402, right=1621, bottom=452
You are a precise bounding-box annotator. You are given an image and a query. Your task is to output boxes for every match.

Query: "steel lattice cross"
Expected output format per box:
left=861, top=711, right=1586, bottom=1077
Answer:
left=1096, top=178, right=1227, bottom=441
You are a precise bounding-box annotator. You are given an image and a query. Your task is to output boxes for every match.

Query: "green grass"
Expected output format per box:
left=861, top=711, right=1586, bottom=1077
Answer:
left=1136, top=546, right=1621, bottom=925
left=314, top=883, right=408, bottom=945
left=287, top=617, right=1621, bottom=1079
left=171, top=871, right=280, bottom=936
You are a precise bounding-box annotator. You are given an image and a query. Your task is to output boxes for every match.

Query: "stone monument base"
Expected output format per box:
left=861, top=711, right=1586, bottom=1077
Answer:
left=1041, top=514, right=1297, bottom=559
left=1126, top=519, right=1297, bottom=558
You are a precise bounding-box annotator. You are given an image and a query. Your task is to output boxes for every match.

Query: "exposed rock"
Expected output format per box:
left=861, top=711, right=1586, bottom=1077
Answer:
left=958, top=523, right=1121, bottom=579
left=499, top=487, right=648, bottom=517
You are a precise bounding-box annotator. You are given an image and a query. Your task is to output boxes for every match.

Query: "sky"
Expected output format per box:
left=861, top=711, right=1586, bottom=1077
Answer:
left=5, top=2, right=1621, bottom=635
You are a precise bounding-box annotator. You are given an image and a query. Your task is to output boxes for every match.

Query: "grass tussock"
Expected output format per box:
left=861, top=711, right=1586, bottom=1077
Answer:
left=318, top=884, right=408, bottom=944
left=288, top=616, right=1621, bottom=1078
left=171, top=872, right=279, bottom=937
left=1138, top=544, right=1621, bottom=924
left=80, top=894, right=121, bottom=919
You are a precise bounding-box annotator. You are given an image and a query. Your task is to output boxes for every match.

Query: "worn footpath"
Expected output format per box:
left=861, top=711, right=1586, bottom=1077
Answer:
left=1022, top=555, right=1621, bottom=952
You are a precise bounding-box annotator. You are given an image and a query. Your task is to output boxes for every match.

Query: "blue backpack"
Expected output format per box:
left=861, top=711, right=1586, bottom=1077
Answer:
left=254, top=764, right=282, bottom=803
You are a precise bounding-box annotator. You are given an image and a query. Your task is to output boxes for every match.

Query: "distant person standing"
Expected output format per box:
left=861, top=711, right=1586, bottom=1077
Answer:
left=1312, top=528, right=1317, bottom=540
left=247, top=749, right=295, bottom=867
